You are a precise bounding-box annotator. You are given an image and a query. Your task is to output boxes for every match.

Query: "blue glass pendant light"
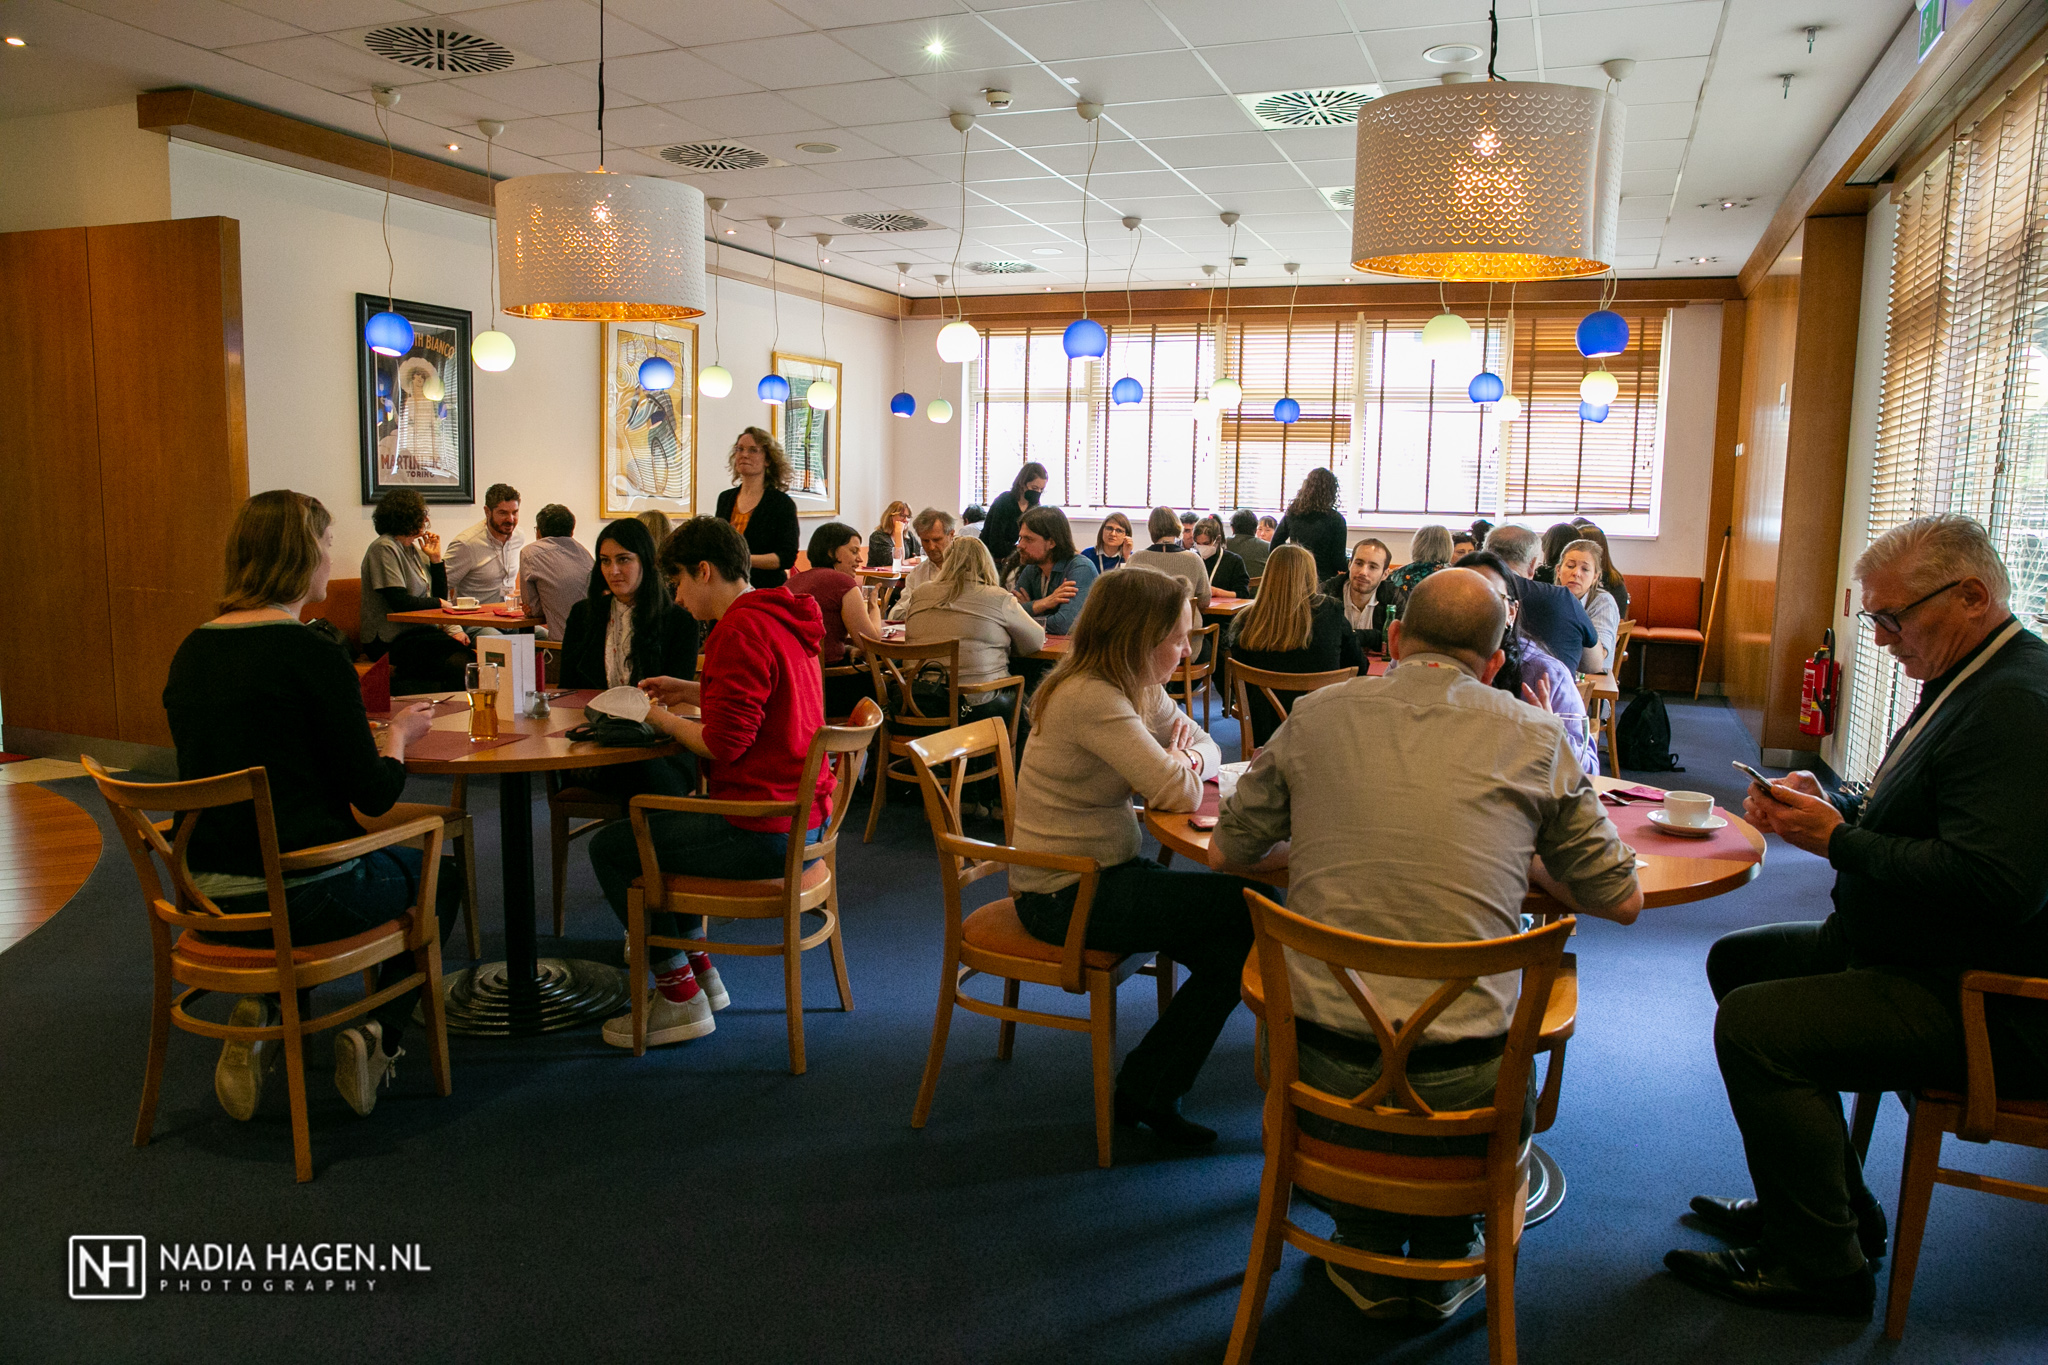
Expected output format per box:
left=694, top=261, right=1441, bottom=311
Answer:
left=637, top=356, right=676, bottom=390
left=364, top=310, right=414, bottom=357
left=890, top=391, right=917, bottom=417
left=758, top=373, right=790, bottom=403
left=1576, top=310, right=1629, bottom=358
left=1468, top=371, right=1504, bottom=404
left=1273, top=397, right=1300, bottom=423
left=1580, top=400, right=1610, bottom=423
left=1063, top=317, right=1107, bottom=358
left=1112, top=376, right=1144, bottom=405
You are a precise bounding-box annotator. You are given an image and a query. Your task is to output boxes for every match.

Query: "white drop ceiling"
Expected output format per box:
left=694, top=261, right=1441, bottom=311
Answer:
left=0, top=0, right=1912, bottom=294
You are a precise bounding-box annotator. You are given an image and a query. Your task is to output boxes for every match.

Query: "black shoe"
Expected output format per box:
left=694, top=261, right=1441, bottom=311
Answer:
left=1687, top=1195, right=1888, bottom=1261
left=1113, top=1093, right=1217, bottom=1147
left=1663, top=1247, right=1874, bottom=1320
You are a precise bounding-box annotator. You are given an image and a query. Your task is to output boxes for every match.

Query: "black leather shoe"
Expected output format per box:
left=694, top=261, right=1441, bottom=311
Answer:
left=1113, top=1094, right=1217, bottom=1147
left=1663, top=1247, right=1874, bottom=1320
left=1687, top=1195, right=1888, bottom=1261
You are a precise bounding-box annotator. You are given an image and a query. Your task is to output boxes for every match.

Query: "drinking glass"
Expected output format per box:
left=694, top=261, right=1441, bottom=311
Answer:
left=465, top=662, right=500, bottom=741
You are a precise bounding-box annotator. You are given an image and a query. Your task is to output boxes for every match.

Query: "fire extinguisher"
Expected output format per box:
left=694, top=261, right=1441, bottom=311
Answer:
left=1799, top=627, right=1839, bottom=737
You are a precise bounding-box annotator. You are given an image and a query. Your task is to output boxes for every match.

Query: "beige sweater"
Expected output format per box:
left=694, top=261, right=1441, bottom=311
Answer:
left=903, top=583, right=1046, bottom=686
left=1013, top=675, right=1222, bottom=893
left=1127, top=546, right=1213, bottom=608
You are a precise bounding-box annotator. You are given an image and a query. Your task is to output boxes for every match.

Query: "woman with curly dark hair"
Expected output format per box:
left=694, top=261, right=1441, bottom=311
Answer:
left=714, top=426, right=800, bottom=589
left=1271, top=466, right=1348, bottom=579
left=359, top=487, right=472, bottom=694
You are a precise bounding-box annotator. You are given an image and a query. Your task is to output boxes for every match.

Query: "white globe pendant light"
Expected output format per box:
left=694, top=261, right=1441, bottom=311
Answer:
left=927, top=398, right=954, bottom=423
left=471, top=121, right=517, bottom=372
left=807, top=379, right=839, bottom=411
left=1210, top=377, right=1242, bottom=410
left=1495, top=393, right=1523, bottom=422
left=1421, top=311, right=1472, bottom=353
left=698, top=363, right=732, bottom=398
left=471, top=330, right=516, bottom=372
left=937, top=318, right=980, bottom=363
left=1192, top=397, right=1218, bottom=422
left=1580, top=368, right=1619, bottom=407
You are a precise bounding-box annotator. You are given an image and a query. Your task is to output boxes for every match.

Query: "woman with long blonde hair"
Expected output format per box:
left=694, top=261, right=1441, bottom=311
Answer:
left=1013, top=566, right=1254, bottom=1147
left=870, top=499, right=915, bottom=567
left=714, top=426, right=799, bottom=589
left=1225, top=544, right=1364, bottom=748
left=902, top=535, right=1044, bottom=694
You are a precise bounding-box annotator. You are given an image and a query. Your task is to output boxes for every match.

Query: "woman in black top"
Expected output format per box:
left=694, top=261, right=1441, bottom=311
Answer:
left=713, top=426, right=800, bottom=589
left=979, top=461, right=1047, bottom=565
left=1224, top=545, right=1363, bottom=749
left=558, top=518, right=698, bottom=798
left=1271, top=466, right=1348, bottom=579
left=1191, top=516, right=1251, bottom=596
left=359, top=487, right=472, bottom=695
left=163, top=490, right=460, bottom=1123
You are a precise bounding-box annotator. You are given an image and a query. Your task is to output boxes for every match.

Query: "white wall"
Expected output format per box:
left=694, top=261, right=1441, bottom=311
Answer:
left=0, top=103, right=170, bottom=235
left=888, top=306, right=1724, bottom=580
left=167, top=141, right=895, bottom=571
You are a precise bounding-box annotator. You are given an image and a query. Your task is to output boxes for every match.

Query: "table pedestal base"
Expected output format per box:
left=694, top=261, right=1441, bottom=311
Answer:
left=440, top=958, right=627, bottom=1035
left=1525, top=1143, right=1567, bottom=1226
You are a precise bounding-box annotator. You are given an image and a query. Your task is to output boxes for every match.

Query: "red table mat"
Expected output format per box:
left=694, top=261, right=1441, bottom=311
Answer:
left=1196, top=780, right=1220, bottom=819
left=404, top=729, right=526, bottom=761
left=550, top=689, right=600, bottom=710
left=369, top=697, right=467, bottom=721
left=1606, top=801, right=1758, bottom=861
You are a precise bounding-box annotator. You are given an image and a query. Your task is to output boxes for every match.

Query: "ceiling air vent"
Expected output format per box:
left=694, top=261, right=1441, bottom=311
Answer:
left=836, top=212, right=932, bottom=233
left=968, top=260, right=1037, bottom=274
left=1237, top=86, right=1383, bottom=130
left=1319, top=186, right=1355, bottom=209
left=362, top=26, right=517, bottom=75
left=660, top=142, right=779, bottom=171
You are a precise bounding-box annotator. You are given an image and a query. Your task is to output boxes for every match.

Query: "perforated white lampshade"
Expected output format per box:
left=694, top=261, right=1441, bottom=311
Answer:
left=1352, top=82, right=1624, bottom=281
left=496, top=173, right=706, bottom=320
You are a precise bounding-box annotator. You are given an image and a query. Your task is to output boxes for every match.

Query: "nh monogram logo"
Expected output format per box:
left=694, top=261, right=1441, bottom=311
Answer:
left=69, top=1236, right=147, bottom=1300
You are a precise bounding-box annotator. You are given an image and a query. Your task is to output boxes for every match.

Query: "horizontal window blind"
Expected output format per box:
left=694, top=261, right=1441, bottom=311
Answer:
left=1354, top=318, right=1508, bottom=517
left=1500, top=312, right=1664, bottom=518
left=1215, top=319, right=1355, bottom=511
left=1844, top=70, right=2048, bottom=781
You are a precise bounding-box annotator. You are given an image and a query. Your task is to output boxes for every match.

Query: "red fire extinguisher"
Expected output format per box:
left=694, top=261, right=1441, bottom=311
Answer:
left=1799, top=628, right=1839, bottom=737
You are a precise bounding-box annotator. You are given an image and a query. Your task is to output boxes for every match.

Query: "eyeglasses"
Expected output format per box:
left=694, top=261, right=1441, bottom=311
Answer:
left=1857, top=580, right=1962, bottom=634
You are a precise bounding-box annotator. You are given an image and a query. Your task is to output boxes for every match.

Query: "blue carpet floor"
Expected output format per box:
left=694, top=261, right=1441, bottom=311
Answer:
left=3, top=697, right=2044, bottom=1362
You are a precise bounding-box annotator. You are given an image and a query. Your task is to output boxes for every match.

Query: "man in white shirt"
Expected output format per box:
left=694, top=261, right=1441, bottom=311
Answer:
left=1320, top=537, right=1394, bottom=653
left=887, top=507, right=956, bottom=621
left=444, top=482, right=525, bottom=603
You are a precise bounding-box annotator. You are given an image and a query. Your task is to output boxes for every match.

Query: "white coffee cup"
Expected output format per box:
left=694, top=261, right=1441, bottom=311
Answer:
left=455, top=596, right=479, bottom=609
left=1663, top=790, right=1715, bottom=827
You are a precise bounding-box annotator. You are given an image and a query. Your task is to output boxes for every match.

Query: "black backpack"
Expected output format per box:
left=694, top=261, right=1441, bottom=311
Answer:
left=1617, top=690, right=1684, bottom=772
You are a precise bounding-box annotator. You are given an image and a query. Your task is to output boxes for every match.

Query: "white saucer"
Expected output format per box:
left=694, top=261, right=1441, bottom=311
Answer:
left=1647, top=809, right=1726, bottom=838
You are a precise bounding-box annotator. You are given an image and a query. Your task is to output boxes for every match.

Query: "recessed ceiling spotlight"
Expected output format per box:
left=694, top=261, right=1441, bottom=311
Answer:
left=1685, top=255, right=1719, bottom=264
left=925, top=38, right=945, bottom=56
left=1423, top=43, right=1482, bottom=64
left=4, top=35, right=25, bottom=46
left=1059, top=75, right=1080, bottom=85
left=796, top=142, right=840, bottom=154
left=1031, top=248, right=1063, bottom=256
left=724, top=227, right=737, bottom=235
left=446, top=143, right=461, bottom=151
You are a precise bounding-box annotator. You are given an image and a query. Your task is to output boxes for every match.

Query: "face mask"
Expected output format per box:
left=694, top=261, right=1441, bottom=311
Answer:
left=1196, top=543, right=1218, bottom=560
left=1023, top=487, right=1042, bottom=506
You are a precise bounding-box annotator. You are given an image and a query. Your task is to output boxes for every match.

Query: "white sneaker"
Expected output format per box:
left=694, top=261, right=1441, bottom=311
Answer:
left=602, top=990, right=715, bottom=1048
left=215, top=995, right=278, bottom=1121
left=333, top=1020, right=403, bottom=1117
left=691, top=961, right=730, bottom=1011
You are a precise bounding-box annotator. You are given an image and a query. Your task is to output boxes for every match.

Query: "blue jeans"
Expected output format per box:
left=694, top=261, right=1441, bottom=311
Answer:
left=1291, top=1025, right=1535, bottom=1259
left=211, top=846, right=462, bottom=1047
left=590, top=811, right=819, bottom=971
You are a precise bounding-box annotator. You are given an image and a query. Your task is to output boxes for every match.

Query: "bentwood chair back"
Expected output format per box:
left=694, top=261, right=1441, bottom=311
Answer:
left=83, top=757, right=451, bottom=1183
left=1884, top=969, right=2048, bottom=1339
left=906, top=721, right=1161, bottom=1167
left=863, top=636, right=1024, bottom=843
left=1228, top=663, right=1357, bottom=762
left=1166, top=622, right=1221, bottom=729
left=358, top=775, right=481, bottom=959
left=621, top=698, right=883, bottom=1074
left=1223, top=890, right=1572, bottom=1365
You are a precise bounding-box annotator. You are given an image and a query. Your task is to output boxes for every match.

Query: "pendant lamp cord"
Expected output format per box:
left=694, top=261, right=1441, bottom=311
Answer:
left=597, top=0, right=606, bottom=171
left=1483, top=280, right=1494, bottom=372
left=769, top=225, right=780, bottom=354
left=375, top=100, right=395, bottom=310
left=816, top=240, right=829, bottom=360
left=895, top=266, right=906, bottom=390
left=1487, top=3, right=1500, bottom=82
left=1079, top=117, right=1100, bottom=320
left=484, top=129, right=498, bottom=321
left=1220, top=221, right=1238, bottom=378
left=708, top=204, right=722, bottom=364
left=1124, top=225, right=1140, bottom=333
left=950, top=127, right=970, bottom=320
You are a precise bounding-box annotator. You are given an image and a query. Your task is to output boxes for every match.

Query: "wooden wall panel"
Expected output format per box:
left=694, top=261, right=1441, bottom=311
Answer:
left=1727, top=257, right=1800, bottom=745
left=0, top=228, right=121, bottom=739
left=86, top=218, right=249, bottom=748
left=1699, top=296, right=1747, bottom=689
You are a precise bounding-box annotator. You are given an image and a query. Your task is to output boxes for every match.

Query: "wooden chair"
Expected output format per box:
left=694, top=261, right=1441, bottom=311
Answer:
left=84, top=757, right=452, bottom=1184
left=548, top=774, right=625, bottom=936
left=1883, top=969, right=2048, bottom=1339
left=1228, top=662, right=1357, bottom=763
left=863, top=637, right=1024, bottom=843
left=1166, top=621, right=1221, bottom=728
left=1589, top=620, right=1634, bottom=774
left=1224, top=890, right=1572, bottom=1365
left=357, top=776, right=482, bottom=959
left=621, top=698, right=883, bottom=1073
left=1247, top=575, right=1263, bottom=596
left=904, top=719, right=1166, bottom=1168
left=534, top=636, right=561, bottom=685
left=822, top=661, right=869, bottom=726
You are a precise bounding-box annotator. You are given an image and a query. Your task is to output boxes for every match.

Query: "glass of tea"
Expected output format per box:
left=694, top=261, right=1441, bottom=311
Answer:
left=464, top=662, right=500, bottom=741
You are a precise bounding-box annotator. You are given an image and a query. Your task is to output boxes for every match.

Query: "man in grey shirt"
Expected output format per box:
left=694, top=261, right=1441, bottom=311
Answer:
left=1213, top=568, right=1641, bottom=1324
left=445, top=482, right=525, bottom=603
left=516, top=503, right=593, bottom=640
left=1225, top=508, right=1272, bottom=578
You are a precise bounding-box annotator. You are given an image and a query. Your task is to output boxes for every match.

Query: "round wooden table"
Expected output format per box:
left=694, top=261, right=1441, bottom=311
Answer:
left=398, top=694, right=686, bottom=1036
left=388, top=605, right=545, bottom=630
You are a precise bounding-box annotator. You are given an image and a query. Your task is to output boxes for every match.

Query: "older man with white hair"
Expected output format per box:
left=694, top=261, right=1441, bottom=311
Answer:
left=1667, top=513, right=2048, bottom=1319
left=886, top=507, right=956, bottom=622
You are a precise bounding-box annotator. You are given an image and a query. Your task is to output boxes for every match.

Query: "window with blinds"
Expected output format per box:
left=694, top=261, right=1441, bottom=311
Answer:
left=1500, top=312, right=1665, bottom=518
left=1353, top=319, right=1508, bottom=516
left=1843, top=71, right=2048, bottom=782
left=1216, top=320, right=1356, bottom=510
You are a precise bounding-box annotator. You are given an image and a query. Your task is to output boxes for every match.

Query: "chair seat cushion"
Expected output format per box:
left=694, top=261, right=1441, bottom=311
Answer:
left=1636, top=626, right=1705, bottom=644
left=641, top=860, right=829, bottom=900
left=1919, top=1089, right=2048, bottom=1119
left=177, top=920, right=407, bottom=965
left=963, top=897, right=1124, bottom=971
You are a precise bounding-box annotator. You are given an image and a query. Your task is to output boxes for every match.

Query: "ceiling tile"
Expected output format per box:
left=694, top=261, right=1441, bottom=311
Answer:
left=824, top=16, right=1028, bottom=76
left=1619, top=195, right=1670, bottom=220
left=977, top=108, right=1101, bottom=149
left=1148, top=132, right=1285, bottom=170
left=547, top=147, right=674, bottom=176
left=1051, top=50, right=1218, bottom=106
left=597, top=104, right=715, bottom=148
left=902, top=64, right=1073, bottom=115
left=1201, top=36, right=1384, bottom=94
left=1028, top=138, right=1167, bottom=177
left=1181, top=162, right=1310, bottom=194
left=975, top=177, right=1078, bottom=207
left=1207, top=186, right=1328, bottom=214
left=67, top=0, right=302, bottom=48
left=443, top=1, right=669, bottom=63
left=691, top=32, right=893, bottom=90
left=490, top=115, right=599, bottom=156
left=780, top=77, right=951, bottom=126
left=1083, top=168, right=1208, bottom=202
left=984, top=0, right=1184, bottom=62
left=661, top=90, right=829, bottom=136
left=1621, top=99, right=1698, bottom=142
left=349, top=79, right=536, bottom=131
left=746, top=127, right=896, bottom=161
left=604, top=0, right=812, bottom=47
left=233, top=0, right=422, bottom=31
left=1114, top=194, right=1226, bottom=219
left=869, top=182, right=968, bottom=211
left=1289, top=158, right=1354, bottom=185
left=1108, top=96, right=1256, bottom=140
left=780, top=0, right=960, bottom=23
left=1365, top=20, right=1538, bottom=83
left=912, top=144, right=1048, bottom=182
left=811, top=155, right=955, bottom=189
left=1539, top=1, right=1722, bottom=66
left=450, top=63, right=607, bottom=115
left=673, top=164, right=845, bottom=197
left=601, top=48, right=760, bottom=103
left=223, top=34, right=443, bottom=94
left=843, top=118, right=972, bottom=156
left=1340, top=1, right=1533, bottom=30
left=1621, top=138, right=1686, bottom=171
left=770, top=187, right=903, bottom=215
left=1151, top=0, right=1355, bottom=47
left=1619, top=167, right=1678, bottom=196
left=1264, top=125, right=1358, bottom=161
left=1546, top=57, right=1709, bottom=103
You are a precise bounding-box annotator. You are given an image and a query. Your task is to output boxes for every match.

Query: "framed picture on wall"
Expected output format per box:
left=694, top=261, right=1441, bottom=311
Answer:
left=600, top=321, right=697, bottom=521
left=355, top=294, right=474, bottom=504
left=771, top=351, right=842, bottom=516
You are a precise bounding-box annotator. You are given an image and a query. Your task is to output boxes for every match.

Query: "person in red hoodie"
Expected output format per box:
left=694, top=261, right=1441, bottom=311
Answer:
left=588, top=515, right=832, bottom=1048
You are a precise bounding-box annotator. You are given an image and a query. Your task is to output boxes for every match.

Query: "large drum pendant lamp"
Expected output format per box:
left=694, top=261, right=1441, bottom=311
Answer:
left=496, top=173, right=706, bottom=320
left=1350, top=80, right=1624, bottom=282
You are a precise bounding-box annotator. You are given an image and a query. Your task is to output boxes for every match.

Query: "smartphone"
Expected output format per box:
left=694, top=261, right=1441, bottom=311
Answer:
left=1188, top=813, right=1219, bottom=830
left=1732, top=760, right=1792, bottom=799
